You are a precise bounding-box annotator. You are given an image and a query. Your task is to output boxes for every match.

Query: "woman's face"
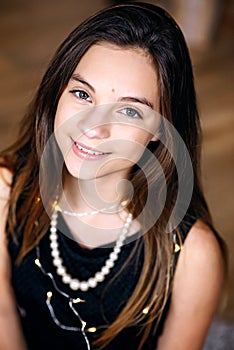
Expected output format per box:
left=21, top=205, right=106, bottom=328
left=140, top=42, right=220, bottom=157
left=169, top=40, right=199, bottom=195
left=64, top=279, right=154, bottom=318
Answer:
left=54, top=42, right=160, bottom=180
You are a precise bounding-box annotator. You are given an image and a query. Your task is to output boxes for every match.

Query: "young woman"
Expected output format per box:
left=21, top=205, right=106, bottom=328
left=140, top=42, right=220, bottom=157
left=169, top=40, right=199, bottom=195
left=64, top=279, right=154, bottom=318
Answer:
left=0, top=2, right=225, bottom=350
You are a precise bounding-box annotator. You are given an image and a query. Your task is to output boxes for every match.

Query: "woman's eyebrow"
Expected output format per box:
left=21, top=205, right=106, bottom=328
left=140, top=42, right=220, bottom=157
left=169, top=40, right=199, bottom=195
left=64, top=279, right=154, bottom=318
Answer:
left=118, top=96, right=154, bottom=109
left=71, top=73, right=95, bottom=93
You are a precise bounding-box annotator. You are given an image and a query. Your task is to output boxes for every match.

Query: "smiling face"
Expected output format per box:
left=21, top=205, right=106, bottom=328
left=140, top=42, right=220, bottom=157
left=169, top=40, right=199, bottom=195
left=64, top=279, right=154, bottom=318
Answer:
left=54, top=42, right=160, bottom=180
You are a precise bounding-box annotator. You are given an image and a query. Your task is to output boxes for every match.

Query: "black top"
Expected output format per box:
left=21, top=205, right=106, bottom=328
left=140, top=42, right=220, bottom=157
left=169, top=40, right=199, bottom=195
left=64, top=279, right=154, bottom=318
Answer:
left=8, top=214, right=197, bottom=350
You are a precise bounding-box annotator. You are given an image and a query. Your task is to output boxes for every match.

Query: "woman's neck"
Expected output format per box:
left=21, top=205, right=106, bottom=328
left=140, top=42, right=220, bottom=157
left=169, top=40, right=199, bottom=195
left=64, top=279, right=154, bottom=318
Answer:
left=54, top=170, right=140, bottom=248
left=61, top=170, right=131, bottom=214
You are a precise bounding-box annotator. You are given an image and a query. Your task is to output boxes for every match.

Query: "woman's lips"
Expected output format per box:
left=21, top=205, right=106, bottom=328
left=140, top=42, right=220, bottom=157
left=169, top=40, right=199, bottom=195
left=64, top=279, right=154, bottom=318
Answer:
left=71, top=140, right=111, bottom=160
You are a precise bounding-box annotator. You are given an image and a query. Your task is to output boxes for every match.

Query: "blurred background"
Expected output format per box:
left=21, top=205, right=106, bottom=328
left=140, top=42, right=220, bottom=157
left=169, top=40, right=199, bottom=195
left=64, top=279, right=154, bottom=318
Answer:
left=0, top=0, right=233, bottom=348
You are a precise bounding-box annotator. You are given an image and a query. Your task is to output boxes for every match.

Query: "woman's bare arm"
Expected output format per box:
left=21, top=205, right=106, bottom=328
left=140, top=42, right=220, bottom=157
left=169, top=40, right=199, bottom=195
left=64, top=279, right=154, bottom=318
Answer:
left=0, top=167, right=27, bottom=350
left=157, top=220, right=224, bottom=350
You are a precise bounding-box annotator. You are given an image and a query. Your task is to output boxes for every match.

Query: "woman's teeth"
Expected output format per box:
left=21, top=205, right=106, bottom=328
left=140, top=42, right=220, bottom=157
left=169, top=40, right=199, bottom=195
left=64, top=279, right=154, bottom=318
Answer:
left=74, top=142, right=106, bottom=156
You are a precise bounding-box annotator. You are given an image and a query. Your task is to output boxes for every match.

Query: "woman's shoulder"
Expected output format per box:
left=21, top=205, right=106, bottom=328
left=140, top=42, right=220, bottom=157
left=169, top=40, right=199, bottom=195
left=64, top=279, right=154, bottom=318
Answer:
left=157, top=220, right=225, bottom=349
left=0, top=165, right=12, bottom=231
left=174, top=219, right=224, bottom=312
left=183, top=219, right=224, bottom=261
left=0, top=165, right=13, bottom=195
left=175, top=218, right=224, bottom=289
left=177, top=219, right=225, bottom=282
left=0, top=165, right=13, bottom=282
left=0, top=164, right=13, bottom=208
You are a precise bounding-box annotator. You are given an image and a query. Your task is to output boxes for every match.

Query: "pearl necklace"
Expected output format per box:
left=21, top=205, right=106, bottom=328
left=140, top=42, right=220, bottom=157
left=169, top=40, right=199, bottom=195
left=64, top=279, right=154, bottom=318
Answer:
left=54, top=200, right=129, bottom=218
left=50, top=205, right=133, bottom=292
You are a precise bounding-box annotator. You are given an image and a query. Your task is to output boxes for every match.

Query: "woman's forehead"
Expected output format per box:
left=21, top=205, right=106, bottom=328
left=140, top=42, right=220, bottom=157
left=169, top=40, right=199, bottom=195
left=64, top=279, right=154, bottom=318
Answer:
left=71, top=43, right=159, bottom=109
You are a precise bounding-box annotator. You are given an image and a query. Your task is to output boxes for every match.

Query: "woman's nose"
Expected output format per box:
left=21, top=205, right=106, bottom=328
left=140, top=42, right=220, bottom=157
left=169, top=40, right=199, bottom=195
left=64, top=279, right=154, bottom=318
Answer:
left=78, top=121, right=110, bottom=139
left=77, top=106, right=112, bottom=139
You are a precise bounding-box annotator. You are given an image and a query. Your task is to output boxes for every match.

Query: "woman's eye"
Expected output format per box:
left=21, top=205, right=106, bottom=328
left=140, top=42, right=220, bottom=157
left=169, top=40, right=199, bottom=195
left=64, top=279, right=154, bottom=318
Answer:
left=70, top=89, right=92, bottom=102
left=121, top=107, right=142, bottom=119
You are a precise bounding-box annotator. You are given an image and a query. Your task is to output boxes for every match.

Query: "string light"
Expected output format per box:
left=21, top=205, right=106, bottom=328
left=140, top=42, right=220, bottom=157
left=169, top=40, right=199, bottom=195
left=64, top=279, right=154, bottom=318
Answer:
left=73, top=298, right=85, bottom=304
left=174, top=243, right=181, bottom=253
left=35, top=197, right=41, bottom=203
left=47, top=291, right=53, bottom=300
left=142, top=306, right=150, bottom=315
left=35, top=258, right=41, bottom=267
left=87, top=327, right=97, bottom=333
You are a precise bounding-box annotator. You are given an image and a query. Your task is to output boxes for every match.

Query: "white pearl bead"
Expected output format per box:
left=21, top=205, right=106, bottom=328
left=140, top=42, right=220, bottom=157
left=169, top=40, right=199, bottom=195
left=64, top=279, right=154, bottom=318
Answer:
left=122, top=228, right=128, bottom=235
left=57, top=266, right=66, bottom=275
left=106, top=260, right=114, bottom=268
left=118, top=236, right=125, bottom=245
left=95, top=272, right=105, bottom=282
left=116, top=241, right=123, bottom=248
left=88, top=278, right=97, bottom=288
left=101, top=266, right=110, bottom=275
left=50, top=227, right=57, bottom=233
left=53, top=257, right=63, bottom=266
left=127, top=215, right=132, bottom=223
left=50, top=241, right=58, bottom=249
left=114, top=247, right=121, bottom=254
left=109, top=252, right=118, bottom=261
left=50, top=233, right=57, bottom=241
left=62, top=274, right=71, bottom=284
left=51, top=249, right=59, bottom=258
left=70, top=279, right=80, bottom=290
left=50, top=220, right=57, bottom=226
left=80, top=281, right=89, bottom=291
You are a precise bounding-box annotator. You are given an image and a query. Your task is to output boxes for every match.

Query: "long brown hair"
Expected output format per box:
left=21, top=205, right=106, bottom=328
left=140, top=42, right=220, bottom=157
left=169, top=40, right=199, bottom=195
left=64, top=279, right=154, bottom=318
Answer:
left=1, top=2, right=225, bottom=349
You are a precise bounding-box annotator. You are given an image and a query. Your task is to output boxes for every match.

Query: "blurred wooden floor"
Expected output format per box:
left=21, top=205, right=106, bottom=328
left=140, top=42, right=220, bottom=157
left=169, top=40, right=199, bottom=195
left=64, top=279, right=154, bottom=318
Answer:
left=0, top=0, right=233, bottom=323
